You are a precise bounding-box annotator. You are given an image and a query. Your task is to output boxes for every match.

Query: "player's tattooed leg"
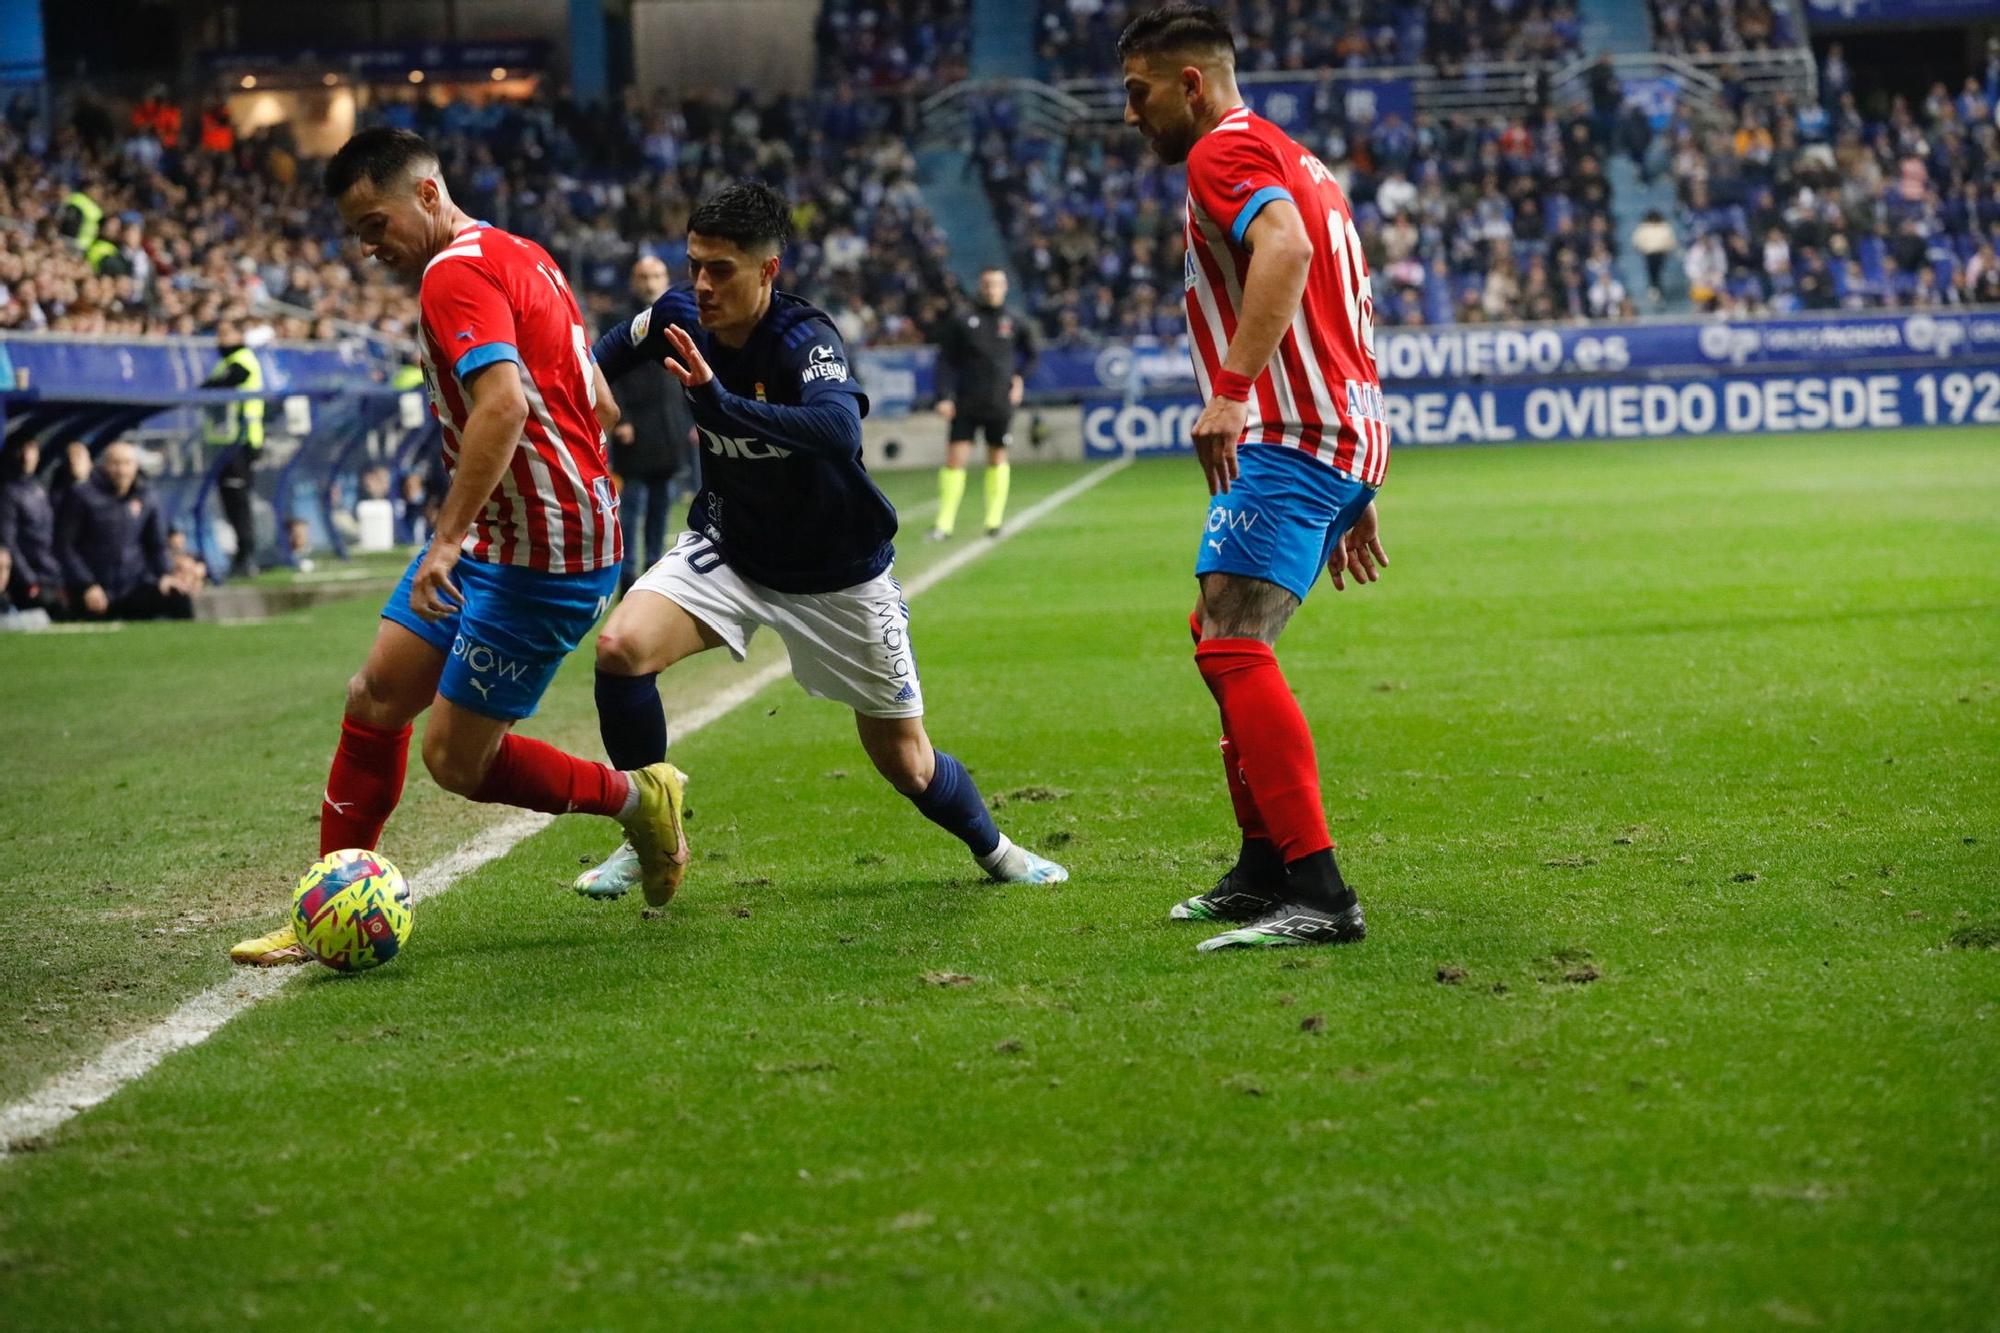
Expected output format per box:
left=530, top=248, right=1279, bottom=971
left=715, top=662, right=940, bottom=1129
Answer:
left=1198, top=572, right=1301, bottom=645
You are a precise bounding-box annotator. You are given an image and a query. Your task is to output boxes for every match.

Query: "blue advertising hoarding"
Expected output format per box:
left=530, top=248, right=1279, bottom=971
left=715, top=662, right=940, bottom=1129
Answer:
left=1804, top=0, right=2000, bottom=24
left=862, top=310, right=2000, bottom=413
left=0, top=336, right=382, bottom=397
left=1080, top=364, right=2000, bottom=457
left=1239, top=76, right=1415, bottom=134
left=1370, top=310, right=2000, bottom=381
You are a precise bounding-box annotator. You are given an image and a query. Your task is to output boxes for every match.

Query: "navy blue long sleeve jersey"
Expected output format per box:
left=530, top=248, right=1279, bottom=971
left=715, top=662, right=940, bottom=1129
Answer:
left=593, top=285, right=896, bottom=594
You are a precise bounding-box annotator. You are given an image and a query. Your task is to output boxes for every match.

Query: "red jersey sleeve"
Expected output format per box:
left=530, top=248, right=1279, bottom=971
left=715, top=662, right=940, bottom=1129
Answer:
left=1188, top=127, right=1296, bottom=248
left=421, top=256, right=521, bottom=382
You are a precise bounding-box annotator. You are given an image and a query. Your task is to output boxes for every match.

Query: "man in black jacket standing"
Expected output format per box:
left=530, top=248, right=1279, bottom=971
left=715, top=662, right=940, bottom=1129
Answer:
left=608, top=255, right=696, bottom=594
left=1, top=439, right=65, bottom=614
left=54, top=441, right=194, bottom=620
left=928, top=266, right=1038, bottom=540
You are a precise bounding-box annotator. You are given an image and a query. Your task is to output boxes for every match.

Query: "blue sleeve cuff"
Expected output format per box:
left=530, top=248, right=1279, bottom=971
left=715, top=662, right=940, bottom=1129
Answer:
left=453, top=342, right=522, bottom=381
left=1231, top=185, right=1295, bottom=246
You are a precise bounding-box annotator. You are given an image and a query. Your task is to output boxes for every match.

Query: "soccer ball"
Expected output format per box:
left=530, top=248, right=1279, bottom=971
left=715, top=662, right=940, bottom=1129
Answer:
left=292, top=849, right=412, bottom=972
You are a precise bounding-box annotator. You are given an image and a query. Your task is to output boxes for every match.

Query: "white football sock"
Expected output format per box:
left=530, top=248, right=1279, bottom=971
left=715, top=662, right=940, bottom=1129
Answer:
left=977, top=833, right=1016, bottom=873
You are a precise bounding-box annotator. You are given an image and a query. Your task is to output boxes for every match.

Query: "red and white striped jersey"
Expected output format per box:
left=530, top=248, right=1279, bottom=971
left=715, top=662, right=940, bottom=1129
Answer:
left=417, top=222, right=621, bottom=574
left=1182, top=106, right=1390, bottom=486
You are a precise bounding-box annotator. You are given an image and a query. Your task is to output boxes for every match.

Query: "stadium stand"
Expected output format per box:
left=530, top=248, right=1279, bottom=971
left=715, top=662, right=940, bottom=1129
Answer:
left=0, top=84, right=959, bottom=349
left=1036, top=0, right=1585, bottom=80
left=0, top=94, right=413, bottom=342
left=1646, top=0, right=1798, bottom=56
left=1664, top=60, right=2000, bottom=312
left=394, top=87, right=960, bottom=343
left=974, top=95, right=1627, bottom=335
left=816, top=0, right=972, bottom=91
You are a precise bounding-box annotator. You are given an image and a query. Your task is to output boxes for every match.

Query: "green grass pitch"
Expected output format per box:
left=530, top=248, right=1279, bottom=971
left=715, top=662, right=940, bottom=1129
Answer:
left=0, top=431, right=1995, bottom=1329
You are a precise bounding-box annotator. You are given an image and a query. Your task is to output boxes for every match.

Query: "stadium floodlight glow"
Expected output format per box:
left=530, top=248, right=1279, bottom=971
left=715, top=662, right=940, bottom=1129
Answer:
left=239, top=75, right=256, bottom=89
left=490, top=67, right=507, bottom=80
left=408, top=70, right=425, bottom=84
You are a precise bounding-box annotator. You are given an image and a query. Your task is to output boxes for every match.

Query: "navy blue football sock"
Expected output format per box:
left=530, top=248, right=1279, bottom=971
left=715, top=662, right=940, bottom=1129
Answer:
left=908, top=750, right=1001, bottom=859
left=594, top=670, right=667, bottom=770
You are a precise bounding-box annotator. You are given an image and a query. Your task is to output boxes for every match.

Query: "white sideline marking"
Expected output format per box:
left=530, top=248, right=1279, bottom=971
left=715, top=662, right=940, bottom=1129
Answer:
left=899, top=455, right=1129, bottom=595
left=0, top=458, right=1129, bottom=1159
left=0, top=816, right=543, bottom=1157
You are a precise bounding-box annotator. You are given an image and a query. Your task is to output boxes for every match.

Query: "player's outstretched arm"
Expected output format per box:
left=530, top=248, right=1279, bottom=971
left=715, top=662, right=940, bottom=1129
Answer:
left=659, top=324, right=864, bottom=459
left=1190, top=200, right=1314, bottom=495
left=591, top=295, right=679, bottom=381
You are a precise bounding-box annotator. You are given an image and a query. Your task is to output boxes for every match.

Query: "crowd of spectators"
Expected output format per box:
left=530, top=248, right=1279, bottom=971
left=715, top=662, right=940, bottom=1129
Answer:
left=0, top=81, right=962, bottom=351
left=816, top=0, right=971, bottom=92
left=975, top=89, right=1632, bottom=340
left=0, top=90, right=412, bottom=343
left=1037, top=0, right=1584, bottom=81
left=1666, top=55, right=2000, bottom=314
left=990, top=31, right=2000, bottom=330
left=421, top=85, right=965, bottom=346
left=1647, top=0, right=1796, bottom=57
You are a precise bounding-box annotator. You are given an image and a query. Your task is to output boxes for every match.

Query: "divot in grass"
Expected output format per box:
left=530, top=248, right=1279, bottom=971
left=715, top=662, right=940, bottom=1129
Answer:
left=1947, top=923, right=2000, bottom=950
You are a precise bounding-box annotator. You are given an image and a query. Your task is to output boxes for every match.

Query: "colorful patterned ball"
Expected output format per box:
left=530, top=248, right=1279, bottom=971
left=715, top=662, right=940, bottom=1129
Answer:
left=292, top=849, right=412, bottom=972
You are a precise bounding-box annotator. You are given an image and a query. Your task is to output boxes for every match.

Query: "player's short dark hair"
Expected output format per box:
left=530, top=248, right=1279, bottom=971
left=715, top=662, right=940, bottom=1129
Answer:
left=323, top=127, right=439, bottom=200
left=1116, top=4, right=1237, bottom=63
left=687, top=182, right=794, bottom=254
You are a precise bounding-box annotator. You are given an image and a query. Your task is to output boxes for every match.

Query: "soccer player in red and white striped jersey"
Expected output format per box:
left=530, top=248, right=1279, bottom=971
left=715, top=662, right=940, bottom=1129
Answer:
left=230, top=129, right=687, bottom=966
left=1120, top=5, right=1393, bottom=950
left=415, top=222, right=620, bottom=574
left=1179, top=102, right=1390, bottom=488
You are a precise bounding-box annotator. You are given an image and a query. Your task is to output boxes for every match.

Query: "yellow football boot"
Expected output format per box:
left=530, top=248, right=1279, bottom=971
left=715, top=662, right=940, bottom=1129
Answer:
left=621, top=762, right=690, bottom=907
left=229, top=922, right=309, bottom=967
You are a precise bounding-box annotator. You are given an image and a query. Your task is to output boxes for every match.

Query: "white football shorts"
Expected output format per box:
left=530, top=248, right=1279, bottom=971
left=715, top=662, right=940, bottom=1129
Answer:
left=631, top=531, right=924, bottom=719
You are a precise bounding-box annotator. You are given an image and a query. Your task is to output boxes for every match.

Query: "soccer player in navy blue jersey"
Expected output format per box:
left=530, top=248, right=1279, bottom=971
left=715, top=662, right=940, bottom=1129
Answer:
left=577, top=182, right=1067, bottom=901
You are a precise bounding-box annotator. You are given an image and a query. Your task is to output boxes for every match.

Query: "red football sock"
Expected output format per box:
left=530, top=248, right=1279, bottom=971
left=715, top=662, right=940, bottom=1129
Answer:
left=469, top=733, right=631, bottom=817
left=1194, top=638, right=1332, bottom=863
left=321, top=716, right=411, bottom=856
left=1217, top=733, right=1271, bottom=842
left=1191, top=612, right=1270, bottom=841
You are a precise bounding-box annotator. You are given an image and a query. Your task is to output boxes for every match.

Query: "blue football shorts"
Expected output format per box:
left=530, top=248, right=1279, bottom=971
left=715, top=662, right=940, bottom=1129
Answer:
left=1193, top=444, right=1378, bottom=603
left=381, top=552, right=617, bottom=721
